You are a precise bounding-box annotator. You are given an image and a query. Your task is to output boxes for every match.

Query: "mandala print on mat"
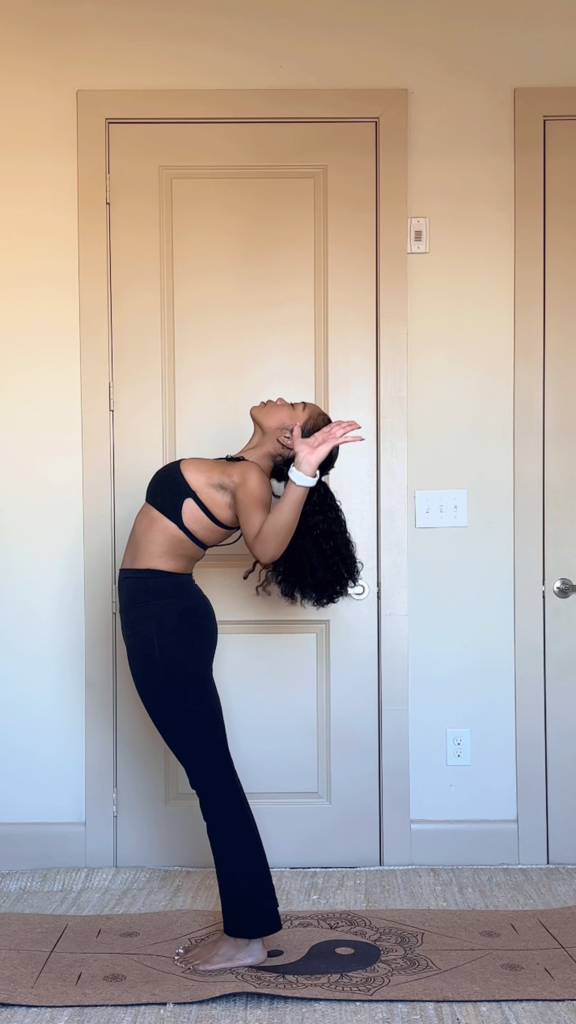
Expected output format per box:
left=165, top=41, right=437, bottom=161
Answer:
left=182, top=912, right=441, bottom=998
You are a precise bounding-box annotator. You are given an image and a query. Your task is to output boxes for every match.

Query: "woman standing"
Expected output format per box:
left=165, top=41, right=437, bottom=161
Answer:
left=118, top=398, right=363, bottom=972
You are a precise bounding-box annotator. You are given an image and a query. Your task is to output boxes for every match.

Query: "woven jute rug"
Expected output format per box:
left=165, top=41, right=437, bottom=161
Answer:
left=2, top=905, right=576, bottom=1006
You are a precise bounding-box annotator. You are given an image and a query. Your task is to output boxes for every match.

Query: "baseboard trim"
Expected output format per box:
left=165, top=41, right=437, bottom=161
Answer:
left=0, top=821, right=523, bottom=871
left=411, top=820, right=520, bottom=865
left=0, top=823, right=86, bottom=870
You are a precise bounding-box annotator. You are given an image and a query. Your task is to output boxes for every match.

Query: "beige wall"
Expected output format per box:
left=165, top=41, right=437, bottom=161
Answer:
left=1, top=0, right=574, bottom=824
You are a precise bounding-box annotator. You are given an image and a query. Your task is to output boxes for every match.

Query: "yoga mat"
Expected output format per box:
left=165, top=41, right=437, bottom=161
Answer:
left=2, top=906, right=576, bottom=1006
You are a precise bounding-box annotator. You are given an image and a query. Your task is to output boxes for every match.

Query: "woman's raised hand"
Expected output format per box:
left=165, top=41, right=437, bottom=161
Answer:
left=292, top=420, right=364, bottom=476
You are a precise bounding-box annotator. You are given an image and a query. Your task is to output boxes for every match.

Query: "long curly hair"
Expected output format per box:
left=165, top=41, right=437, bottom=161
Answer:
left=243, top=410, right=363, bottom=608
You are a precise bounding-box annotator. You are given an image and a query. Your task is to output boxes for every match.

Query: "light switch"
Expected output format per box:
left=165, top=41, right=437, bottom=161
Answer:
left=415, top=489, right=467, bottom=528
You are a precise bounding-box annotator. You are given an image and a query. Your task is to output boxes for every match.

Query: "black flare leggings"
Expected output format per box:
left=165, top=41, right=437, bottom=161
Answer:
left=118, top=568, right=282, bottom=940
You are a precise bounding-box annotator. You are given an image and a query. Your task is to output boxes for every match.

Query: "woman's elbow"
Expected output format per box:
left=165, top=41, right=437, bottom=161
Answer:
left=247, top=544, right=273, bottom=565
left=246, top=537, right=282, bottom=565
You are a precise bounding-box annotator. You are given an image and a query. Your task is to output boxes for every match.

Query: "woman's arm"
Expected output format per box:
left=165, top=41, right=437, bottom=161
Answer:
left=233, top=462, right=309, bottom=565
left=233, top=419, right=363, bottom=564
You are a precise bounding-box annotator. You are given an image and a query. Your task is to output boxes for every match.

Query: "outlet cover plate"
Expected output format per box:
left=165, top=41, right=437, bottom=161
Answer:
left=446, top=728, right=471, bottom=766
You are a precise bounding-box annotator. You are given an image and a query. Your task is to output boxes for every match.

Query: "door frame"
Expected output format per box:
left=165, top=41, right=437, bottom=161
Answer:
left=77, top=89, right=408, bottom=866
left=514, top=88, right=576, bottom=864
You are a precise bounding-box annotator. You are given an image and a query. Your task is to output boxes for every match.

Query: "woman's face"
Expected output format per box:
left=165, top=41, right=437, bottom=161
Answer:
left=250, top=397, right=322, bottom=431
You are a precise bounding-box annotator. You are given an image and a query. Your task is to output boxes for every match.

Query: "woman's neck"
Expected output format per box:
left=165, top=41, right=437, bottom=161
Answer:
left=233, top=437, right=291, bottom=476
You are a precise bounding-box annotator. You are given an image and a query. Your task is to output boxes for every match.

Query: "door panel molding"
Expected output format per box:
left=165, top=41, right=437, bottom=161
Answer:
left=159, top=162, right=329, bottom=571
left=77, top=89, right=408, bottom=867
left=165, top=619, right=330, bottom=808
left=159, top=164, right=329, bottom=466
left=514, top=88, right=576, bottom=864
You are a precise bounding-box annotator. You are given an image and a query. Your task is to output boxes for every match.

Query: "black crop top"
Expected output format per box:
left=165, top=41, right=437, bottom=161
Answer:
left=145, top=457, right=245, bottom=551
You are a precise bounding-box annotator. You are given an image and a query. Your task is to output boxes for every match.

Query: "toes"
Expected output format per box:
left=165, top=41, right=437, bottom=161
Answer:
left=178, top=952, right=221, bottom=971
left=174, top=955, right=198, bottom=968
left=175, top=948, right=215, bottom=969
left=174, top=941, right=210, bottom=967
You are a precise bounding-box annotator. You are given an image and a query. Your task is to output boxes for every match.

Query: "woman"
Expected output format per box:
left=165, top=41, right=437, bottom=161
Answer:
left=118, top=398, right=363, bottom=973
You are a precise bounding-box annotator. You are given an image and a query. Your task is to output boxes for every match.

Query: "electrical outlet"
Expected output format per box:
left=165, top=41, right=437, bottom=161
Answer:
left=446, top=728, right=470, bottom=766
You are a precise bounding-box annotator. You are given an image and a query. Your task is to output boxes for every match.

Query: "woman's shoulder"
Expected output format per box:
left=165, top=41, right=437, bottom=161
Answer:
left=182, top=455, right=269, bottom=486
left=228, top=458, right=269, bottom=482
left=224, top=458, right=271, bottom=497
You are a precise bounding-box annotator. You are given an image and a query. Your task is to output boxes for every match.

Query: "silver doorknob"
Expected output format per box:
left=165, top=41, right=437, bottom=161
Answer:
left=553, top=578, right=576, bottom=599
left=348, top=579, right=369, bottom=600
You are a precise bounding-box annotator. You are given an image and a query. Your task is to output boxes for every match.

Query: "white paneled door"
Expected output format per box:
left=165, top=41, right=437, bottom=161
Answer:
left=109, top=121, right=379, bottom=867
left=544, top=119, right=576, bottom=863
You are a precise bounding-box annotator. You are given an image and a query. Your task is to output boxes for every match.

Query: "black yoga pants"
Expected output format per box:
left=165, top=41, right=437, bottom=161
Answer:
left=118, top=568, right=282, bottom=940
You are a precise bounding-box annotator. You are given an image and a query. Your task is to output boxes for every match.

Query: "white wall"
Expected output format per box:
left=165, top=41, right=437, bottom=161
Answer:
left=1, top=0, right=574, bottom=825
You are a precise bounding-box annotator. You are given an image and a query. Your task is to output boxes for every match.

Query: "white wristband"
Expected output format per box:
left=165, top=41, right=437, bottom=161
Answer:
left=288, top=463, right=320, bottom=487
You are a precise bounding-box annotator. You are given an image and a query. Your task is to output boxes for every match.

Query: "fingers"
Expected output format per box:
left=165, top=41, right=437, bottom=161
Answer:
left=293, top=419, right=364, bottom=454
left=326, top=425, right=363, bottom=441
left=319, top=420, right=361, bottom=436
left=317, top=436, right=364, bottom=451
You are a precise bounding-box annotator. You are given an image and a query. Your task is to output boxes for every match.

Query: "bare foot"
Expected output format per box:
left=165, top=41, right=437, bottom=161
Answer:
left=174, top=930, right=268, bottom=972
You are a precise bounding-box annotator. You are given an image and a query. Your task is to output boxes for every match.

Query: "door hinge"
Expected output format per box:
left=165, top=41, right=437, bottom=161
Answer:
left=106, top=173, right=110, bottom=205
left=109, top=381, right=114, bottom=411
left=377, top=585, right=380, bottom=600
left=542, top=581, right=545, bottom=597
left=112, top=788, right=117, bottom=817
left=112, top=584, right=117, bottom=615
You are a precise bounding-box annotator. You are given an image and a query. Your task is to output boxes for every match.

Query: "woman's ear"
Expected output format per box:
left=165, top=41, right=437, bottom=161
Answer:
left=277, top=428, right=294, bottom=451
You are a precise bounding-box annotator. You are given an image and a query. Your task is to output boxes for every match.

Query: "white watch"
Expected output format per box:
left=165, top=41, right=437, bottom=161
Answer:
left=288, top=463, right=320, bottom=487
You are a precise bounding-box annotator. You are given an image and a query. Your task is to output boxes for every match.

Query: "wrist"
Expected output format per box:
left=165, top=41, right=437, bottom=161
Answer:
left=288, top=462, right=320, bottom=488
left=293, top=455, right=318, bottom=477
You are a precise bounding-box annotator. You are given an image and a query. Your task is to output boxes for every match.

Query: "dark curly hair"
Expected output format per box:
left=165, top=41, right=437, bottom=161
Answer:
left=243, top=410, right=363, bottom=608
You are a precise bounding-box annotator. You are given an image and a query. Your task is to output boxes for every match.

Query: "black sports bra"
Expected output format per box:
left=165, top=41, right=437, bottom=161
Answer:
left=145, top=456, right=246, bottom=551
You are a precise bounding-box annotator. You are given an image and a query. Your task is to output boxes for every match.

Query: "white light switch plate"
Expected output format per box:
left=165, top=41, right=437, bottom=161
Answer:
left=415, top=489, right=467, bottom=528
